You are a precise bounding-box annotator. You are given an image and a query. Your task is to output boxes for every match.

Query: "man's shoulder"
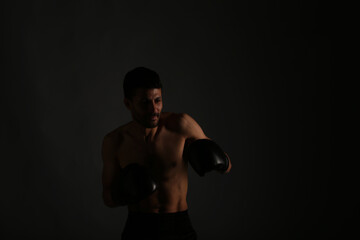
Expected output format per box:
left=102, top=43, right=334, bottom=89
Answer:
left=103, top=123, right=130, bottom=143
left=162, top=112, right=193, bottom=133
left=163, top=112, right=208, bottom=140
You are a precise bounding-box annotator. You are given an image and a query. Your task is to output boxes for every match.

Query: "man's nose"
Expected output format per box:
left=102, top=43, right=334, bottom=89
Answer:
left=148, top=101, right=156, bottom=111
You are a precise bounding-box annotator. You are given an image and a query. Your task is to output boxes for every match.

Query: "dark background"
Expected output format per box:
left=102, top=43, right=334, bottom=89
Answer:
left=1, top=1, right=351, bottom=239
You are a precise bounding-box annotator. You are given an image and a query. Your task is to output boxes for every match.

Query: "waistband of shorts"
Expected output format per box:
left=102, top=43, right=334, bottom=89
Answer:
left=128, top=209, right=189, bottom=217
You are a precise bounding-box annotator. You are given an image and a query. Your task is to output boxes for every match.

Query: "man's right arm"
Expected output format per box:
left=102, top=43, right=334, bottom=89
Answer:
left=101, top=134, right=121, bottom=208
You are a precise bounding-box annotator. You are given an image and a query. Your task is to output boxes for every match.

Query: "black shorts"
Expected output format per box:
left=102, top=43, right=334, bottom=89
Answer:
left=121, top=209, right=197, bottom=240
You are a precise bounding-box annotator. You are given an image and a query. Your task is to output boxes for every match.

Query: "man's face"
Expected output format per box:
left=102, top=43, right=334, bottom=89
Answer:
left=125, top=88, right=163, bottom=128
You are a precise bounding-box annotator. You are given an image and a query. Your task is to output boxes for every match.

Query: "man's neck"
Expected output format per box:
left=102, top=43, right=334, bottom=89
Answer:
left=130, top=120, right=158, bottom=141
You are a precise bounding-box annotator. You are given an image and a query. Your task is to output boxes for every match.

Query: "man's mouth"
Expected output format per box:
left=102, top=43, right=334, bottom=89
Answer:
left=150, top=114, right=159, bottom=120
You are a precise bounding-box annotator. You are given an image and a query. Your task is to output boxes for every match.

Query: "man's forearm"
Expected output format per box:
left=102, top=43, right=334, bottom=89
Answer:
left=103, top=189, right=121, bottom=208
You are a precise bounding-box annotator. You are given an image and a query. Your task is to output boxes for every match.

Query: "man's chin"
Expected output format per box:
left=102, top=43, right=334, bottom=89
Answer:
left=147, top=121, right=159, bottom=128
left=141, top=120, right=159, bottom=128
left=134, top=115, right=160, bottom=128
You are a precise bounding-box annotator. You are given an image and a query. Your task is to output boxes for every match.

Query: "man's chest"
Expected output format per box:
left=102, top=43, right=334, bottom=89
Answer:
left=115, top=129, right=186, bottom=171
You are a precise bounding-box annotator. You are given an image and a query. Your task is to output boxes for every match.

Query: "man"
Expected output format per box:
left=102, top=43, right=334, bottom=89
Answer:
left=101, top=67, right=232, bottom=240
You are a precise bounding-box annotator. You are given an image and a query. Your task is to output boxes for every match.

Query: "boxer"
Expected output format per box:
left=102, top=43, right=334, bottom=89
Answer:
left=101, top=67, right=232, bottom=239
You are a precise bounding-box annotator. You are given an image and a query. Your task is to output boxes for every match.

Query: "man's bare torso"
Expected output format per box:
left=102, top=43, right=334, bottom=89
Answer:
left=108, top=112, right=189, bottom=213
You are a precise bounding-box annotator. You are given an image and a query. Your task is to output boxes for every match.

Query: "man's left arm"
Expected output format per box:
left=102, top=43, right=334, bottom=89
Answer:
left=178, top=113, right=232, bottom=175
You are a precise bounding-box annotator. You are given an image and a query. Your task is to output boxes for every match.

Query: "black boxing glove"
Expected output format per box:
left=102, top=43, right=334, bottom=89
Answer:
left=183, top=139, right=229, bottom=177
left=111, top=163, right=158, bottom=206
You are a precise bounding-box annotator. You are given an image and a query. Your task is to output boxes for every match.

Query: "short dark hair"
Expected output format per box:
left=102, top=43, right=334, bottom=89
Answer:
left=123, top=67, right=162, bottom=100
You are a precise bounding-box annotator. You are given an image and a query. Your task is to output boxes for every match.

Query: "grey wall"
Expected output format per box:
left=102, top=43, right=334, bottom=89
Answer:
left=1, top=1, right=348, bottom=239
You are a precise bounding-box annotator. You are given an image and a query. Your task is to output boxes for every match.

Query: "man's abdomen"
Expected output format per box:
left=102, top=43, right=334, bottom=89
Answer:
left=128, top=175, right=189, bottom=213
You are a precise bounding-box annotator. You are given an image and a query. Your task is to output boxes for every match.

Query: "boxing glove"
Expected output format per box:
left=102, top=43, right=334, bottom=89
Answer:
left=183, top=139, right=229, bottom=177
left=111, top=163, right=158, bottom=206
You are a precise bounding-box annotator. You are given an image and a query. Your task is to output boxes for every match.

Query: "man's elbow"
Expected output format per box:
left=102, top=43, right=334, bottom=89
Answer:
left=103, top=198, right=117, bottom=208
left=103, top=190, right=119, bottom=208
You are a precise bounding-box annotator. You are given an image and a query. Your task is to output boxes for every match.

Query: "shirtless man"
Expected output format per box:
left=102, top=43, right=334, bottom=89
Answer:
left=101, top=67, right=232, bottom=240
